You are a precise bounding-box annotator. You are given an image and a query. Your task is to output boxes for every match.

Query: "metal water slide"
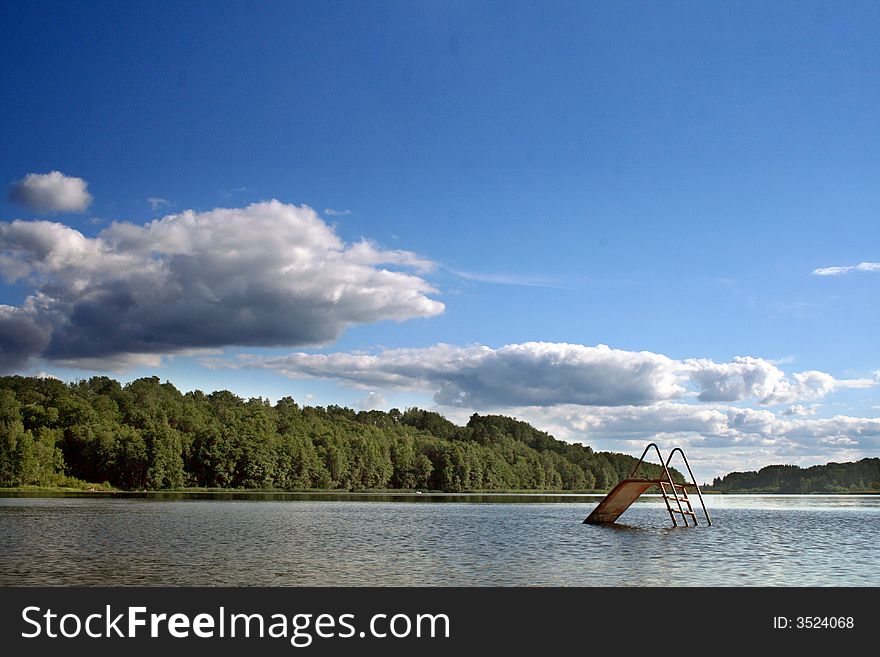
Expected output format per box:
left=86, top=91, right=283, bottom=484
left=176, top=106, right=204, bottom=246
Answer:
left=584, top=443, right=712, bottom=526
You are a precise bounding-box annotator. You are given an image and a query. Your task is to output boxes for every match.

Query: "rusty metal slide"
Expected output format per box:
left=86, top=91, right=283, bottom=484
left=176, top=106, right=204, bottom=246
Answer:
left=583, top=478, right=661, bottom=524
left=583, top=443, right=712, bottom=526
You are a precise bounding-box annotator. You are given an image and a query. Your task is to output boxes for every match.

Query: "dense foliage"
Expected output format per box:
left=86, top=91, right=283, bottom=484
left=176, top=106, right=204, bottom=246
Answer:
left=709, top=460, right=880, bottom=493
left=0, top=375, right=679, bottom=492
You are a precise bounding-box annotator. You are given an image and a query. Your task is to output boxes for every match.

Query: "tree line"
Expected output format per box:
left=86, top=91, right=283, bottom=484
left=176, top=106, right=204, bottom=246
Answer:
left=709, top=460, right=880, bottom=493
left=0, top=375, right=679, bottom=492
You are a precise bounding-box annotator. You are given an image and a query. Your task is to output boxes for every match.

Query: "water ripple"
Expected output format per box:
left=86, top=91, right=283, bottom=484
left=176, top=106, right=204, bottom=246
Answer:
left=1, top=496, right=878, bottom=586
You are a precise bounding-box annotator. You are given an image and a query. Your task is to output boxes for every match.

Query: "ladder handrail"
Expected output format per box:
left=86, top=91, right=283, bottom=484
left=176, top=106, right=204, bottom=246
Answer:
left=629, top=442, right=665, bottom=478
left=628, top=442, right=686, bottom=526
left=665, top=447, right=712, bottom=526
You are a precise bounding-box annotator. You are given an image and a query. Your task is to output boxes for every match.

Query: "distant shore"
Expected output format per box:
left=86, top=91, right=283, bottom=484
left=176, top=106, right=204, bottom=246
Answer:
left=2, top=485, right=878, bottom=497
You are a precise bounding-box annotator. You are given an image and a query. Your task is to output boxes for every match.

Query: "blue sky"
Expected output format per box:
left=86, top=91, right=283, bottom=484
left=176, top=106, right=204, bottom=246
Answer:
left=1, top=1, right=878, bottom=480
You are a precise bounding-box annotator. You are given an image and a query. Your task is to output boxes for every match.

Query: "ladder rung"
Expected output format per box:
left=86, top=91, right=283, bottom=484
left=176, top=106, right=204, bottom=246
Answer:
left=669, top=508, right=695, bottom=515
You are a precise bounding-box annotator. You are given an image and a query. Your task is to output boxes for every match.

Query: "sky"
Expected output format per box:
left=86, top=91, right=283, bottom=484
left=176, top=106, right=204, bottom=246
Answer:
left=1, top=0, right=878, bottom=481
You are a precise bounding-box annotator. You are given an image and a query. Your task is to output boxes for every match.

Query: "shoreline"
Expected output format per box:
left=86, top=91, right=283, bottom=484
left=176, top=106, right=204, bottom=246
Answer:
left=2, top=487, right=879, bottom=498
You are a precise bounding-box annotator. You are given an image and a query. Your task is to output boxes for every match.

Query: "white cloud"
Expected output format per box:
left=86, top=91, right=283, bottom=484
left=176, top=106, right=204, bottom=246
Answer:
left=344, top=240, right=436, bottom=274
left=450, top=269, right=568, bottom=289
left=681, top=356, right=860, bottom=405
left=432, top=399, right=880, bottom=481
left=227, top=342, right=873, bottom=408
left=782, top=404, right=818, bottom=416
left=358, top=391, right=387, bottom=410
left=205, top=339, right=879, bottom=481
left=232, top=343, right=684, bottom=407
left=490, top=402, right=880, bottom=481
left=49, top=353, right=165, bottom=373
left=0, top=201, right=443, bottom=372
left=32, top=371, right=59, bottom=380
left=148, top=197, right=170, bottom=212
left=813, top=261, right=880, bottom=276
left=219, top=187, right=247, bottom=199
left=8, top=171, right=93, bottom=214
left=208, top=339, right=880, bottom=480
left=506, top=403, right=784, bottom=447
left=324, top=208, right=352, bottom=216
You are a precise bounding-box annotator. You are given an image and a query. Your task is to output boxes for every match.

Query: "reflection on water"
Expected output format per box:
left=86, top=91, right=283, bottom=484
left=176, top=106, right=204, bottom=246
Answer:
left=1, top=495, right=878, bottom=586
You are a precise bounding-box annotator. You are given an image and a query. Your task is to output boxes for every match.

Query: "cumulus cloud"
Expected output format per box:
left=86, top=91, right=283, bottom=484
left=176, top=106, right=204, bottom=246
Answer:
left=503, top=402, right=880, bottom=480
left=226, top=342, right=873, bottom=408
left=324, top=208, right=352, bottom=216
left=358, top=391, right=387, bottom=410
left=0, top=200, right=443, bottom=372
left=681, top=356, right=859, bottom=405
left=813, top=262, right=880, bottom=276
left=0, top=302, right=52, bottom=372
left=231, top=343, right=685, bottom=407
left=424, top=399, right=880, bottom=480
left=782, top=404, right=818, bottom=416
left=212, top=340, right=880, bottom=479
left=8, top=171, right=93, bottom=214
left=510, top=403, right=786, bottom=447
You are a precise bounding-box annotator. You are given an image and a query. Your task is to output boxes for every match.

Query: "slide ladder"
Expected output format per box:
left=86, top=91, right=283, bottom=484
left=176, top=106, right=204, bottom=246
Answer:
left=584, top=443, right=712, bottom=527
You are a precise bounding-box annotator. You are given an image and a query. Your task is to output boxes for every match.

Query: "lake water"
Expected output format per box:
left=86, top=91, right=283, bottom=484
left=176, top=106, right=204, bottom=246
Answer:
left=2, top=493, right=878, bottom=586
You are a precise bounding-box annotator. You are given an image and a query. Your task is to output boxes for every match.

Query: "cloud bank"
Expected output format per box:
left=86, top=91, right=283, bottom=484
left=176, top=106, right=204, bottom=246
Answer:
left=225, top=342, right=874, bottom=408
left=216, top=341, right=878, bottom=478
left=0, top=201, right=443, bottom=371
left=513, top=402, right=880, bottom=451
left=8, top=171, right=93, bottom=214
left=501, top=402, right=880, bottom=480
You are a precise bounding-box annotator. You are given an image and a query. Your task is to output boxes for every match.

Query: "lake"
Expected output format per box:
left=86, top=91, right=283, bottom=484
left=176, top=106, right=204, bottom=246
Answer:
left=2, top=493, right=878, bottom=586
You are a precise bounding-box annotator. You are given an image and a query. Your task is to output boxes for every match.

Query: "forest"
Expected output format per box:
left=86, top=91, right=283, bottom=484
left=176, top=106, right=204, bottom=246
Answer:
left=0, top=375, right=679, bottom=492
left=709, top=460, right=880, bottom=493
